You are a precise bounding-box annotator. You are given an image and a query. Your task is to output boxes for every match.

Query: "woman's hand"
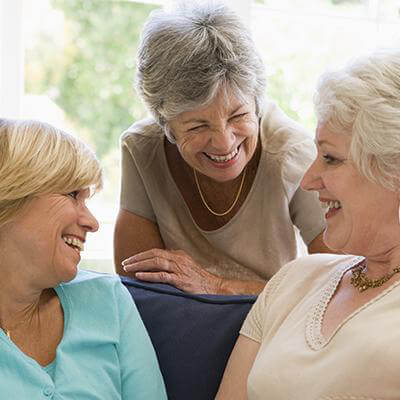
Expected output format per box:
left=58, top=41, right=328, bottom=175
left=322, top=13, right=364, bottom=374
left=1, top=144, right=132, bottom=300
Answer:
left=122, top=248, right=223, bottom=294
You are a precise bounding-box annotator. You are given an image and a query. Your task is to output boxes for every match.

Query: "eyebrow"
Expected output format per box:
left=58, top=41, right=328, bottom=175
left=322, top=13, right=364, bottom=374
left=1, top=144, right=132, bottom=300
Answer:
left=181, top=104, right=246, bottom=125
left=314, top=139, right=334, bottom=147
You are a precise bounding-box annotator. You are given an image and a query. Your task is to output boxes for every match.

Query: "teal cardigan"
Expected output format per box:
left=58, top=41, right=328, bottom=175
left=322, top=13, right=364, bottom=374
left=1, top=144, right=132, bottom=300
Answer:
left=0, top=269, right=167, bottom=399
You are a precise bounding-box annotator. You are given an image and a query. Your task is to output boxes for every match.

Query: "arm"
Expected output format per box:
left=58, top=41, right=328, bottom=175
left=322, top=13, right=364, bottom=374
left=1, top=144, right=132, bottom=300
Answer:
left=117, top=133, right=265, bottom=294
left=114, top=210, right=266, bottom=294
left=122, top=248, right=266, bottom=295
left=113, top=208, right=165, bottom=276
left=307, top=231, right=333, bottom=254
left=117, top=283, right=167, bottom=399
left=215, top=335, right=260, bottom=400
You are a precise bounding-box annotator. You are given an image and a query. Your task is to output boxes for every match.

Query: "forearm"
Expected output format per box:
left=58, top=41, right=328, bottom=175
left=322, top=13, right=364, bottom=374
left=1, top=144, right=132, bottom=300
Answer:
left=113, top=209, right=165, bottom=276
left=217, top=277, right=266, bottom=295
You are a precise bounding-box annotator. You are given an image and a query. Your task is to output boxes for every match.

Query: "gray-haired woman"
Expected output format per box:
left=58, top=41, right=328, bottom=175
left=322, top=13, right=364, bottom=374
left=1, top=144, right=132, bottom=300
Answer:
left=114, top=1, right=329, bottom=295
left=217, top=49, right=400, bottom=399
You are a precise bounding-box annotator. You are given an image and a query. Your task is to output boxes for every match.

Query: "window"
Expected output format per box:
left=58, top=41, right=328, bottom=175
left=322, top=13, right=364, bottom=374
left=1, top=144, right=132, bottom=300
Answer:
left=1, top=0, right=399, bottom=273
left=251, top=0, right=400, bottom=130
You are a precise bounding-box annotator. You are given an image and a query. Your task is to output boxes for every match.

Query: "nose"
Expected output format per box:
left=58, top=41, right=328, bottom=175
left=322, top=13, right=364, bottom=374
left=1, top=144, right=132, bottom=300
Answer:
left=300, top=159, right=323, bottom=192
left=79, top=205, right=99, bottom=233
left=210, top=125, right=236, bottom=153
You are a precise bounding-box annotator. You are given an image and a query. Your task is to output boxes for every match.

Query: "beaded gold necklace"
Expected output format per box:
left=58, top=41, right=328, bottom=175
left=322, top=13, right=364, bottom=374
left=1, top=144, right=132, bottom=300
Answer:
left=350, top=261, right=400, bottom=292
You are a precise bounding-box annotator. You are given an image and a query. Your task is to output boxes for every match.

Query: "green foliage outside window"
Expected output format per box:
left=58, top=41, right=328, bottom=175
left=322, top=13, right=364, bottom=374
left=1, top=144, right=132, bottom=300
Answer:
left=26, top=0, right=157, bottom=159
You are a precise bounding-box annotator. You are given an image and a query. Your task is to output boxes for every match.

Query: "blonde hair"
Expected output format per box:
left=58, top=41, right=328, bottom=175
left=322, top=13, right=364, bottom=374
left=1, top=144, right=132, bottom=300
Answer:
left=0, top=119, right=103, bottom=228
left=314, top=49, right=400, bottom=191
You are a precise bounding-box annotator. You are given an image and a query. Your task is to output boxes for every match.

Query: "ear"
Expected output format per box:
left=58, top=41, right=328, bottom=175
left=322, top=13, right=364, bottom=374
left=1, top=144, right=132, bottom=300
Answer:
left=164, top=124, right=176, bottom=144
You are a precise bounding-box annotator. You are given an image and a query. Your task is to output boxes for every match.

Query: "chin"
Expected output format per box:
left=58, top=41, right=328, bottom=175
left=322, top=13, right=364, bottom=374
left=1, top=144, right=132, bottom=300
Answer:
left=323, top=230, right=354, bottom=254
left=60, top=263, right=79, bottom=283
left=323, top=231, right=342, bottom=253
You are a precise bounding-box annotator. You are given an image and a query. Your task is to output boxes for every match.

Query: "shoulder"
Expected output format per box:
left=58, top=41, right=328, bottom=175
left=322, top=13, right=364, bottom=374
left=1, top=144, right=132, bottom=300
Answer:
left=121, top=118, right=164, bottom=147
left=260, top=101, right=314, bottom=156
left=260, top=253, right=356, bottom=315
left=63, top=268, right=119, bottom=286
left=277, top=253, right=355, bottom=293
left=120, top=118, right=165, bottom=168
left=256, top=253, right=355, bottom=307
left=242, top=253, right=356, bottom=343
left=60, top=270, right=131, bottom=305
left=259, top=102, right=317, bottom=190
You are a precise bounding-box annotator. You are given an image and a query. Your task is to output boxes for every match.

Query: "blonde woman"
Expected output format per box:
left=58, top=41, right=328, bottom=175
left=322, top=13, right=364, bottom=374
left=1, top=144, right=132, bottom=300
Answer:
left=0, top=119, right=167, bottom=399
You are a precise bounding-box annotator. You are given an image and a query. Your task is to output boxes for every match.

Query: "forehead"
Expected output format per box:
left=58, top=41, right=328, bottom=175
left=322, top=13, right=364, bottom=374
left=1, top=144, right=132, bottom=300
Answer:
left=315, top=123, right=351, bottom=151
left=174, top=90, right=254, bottom=124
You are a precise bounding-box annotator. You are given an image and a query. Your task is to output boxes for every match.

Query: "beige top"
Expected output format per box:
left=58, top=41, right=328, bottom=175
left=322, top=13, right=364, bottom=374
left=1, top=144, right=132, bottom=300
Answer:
left=241, top=253, right=400, bottom=400
left=120, top=102, right=325, bottom=281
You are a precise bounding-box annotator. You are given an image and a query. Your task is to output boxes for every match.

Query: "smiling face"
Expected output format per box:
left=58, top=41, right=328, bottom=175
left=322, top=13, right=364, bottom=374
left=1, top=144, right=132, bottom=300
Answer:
left=301, top=123, right=399, bottom=256
left=168, top=88, right=259, bottom=182
left=3, top=188, right=99, bottom=288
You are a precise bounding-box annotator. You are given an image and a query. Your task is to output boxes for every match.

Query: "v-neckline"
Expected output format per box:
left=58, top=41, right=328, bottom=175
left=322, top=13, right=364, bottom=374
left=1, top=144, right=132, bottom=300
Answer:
left=0, top=284, right=69, bottom=369
left=305, top=256, right=400, bottom=350
left=162, top=134, right=264, bottom=234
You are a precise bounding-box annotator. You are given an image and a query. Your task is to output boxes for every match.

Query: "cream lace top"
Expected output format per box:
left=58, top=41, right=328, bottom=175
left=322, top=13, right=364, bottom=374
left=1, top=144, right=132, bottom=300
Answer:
left=241, top=253, right=400, bottom=400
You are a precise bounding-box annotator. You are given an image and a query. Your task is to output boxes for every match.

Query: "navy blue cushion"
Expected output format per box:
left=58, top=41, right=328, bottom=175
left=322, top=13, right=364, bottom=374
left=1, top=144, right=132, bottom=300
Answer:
left=120, top=277, right=257, bottom=400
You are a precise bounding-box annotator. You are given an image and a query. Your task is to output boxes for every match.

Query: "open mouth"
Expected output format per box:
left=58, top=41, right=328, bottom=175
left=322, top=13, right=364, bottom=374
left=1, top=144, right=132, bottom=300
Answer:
left=324, top=200, right=342, bottom=219
left=327, top=200, right=342, bottom=211
left=62, top=235, right=84, bottom=253
left=204, top=144, right=240, bottom=163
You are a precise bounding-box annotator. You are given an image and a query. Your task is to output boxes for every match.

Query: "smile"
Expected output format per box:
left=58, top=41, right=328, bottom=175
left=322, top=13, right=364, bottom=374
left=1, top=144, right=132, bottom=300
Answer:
left=62, top=235, right=84, bottom=253
left=204, top=146, right=239, bottom=163
left=327, top=200, right=342, bottom=210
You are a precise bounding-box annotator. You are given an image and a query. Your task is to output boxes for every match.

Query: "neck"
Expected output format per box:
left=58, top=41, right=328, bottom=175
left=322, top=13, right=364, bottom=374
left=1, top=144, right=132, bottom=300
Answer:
left=363, top=247, right=400, bottom=279
left=0, top=262, right=44, bottom=330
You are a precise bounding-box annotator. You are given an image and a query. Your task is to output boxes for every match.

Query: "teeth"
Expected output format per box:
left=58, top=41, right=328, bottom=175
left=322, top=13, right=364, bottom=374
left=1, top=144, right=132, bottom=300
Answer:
left=327, top=200, right=341, bottom=210
left=206, top=147, right=238, bottom=162
left=62, top=236, right=84, bottom=251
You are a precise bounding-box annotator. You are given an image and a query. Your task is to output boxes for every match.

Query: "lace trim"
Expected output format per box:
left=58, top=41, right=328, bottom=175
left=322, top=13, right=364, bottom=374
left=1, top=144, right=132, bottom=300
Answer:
left=319, top=395, right=383, bottom=400
left=305, top=257, right=364, bottom=351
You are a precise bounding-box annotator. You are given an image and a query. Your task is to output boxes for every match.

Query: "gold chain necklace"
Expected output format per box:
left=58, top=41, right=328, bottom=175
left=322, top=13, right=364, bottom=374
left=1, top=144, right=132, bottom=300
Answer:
left=1, top=315, right=34, bottom=341
left=193, top=167, right=247, bottom=217
left=0, top=299, right=41, bottom=341
left=350, top=261, right=400, bottom=292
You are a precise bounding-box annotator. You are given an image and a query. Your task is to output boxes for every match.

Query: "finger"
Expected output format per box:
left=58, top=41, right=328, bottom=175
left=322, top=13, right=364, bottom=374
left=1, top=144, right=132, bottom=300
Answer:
left=122, top=248, right=172, bottom=264
left=135, top=271, right=175, bottom=285
left=123, top=257, right=172, bottom=273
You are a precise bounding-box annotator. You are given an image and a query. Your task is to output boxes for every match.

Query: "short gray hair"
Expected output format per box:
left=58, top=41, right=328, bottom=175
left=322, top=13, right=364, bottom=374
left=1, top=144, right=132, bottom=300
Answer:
left=135, top=1, right=266, bottom=141
left=314, top=49, right=400, bottom=191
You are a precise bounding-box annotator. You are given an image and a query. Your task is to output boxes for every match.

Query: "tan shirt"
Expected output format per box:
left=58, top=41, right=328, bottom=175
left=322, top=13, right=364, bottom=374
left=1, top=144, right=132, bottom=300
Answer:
left=120, top=102, right=325, bottom=281
left=241, top=253, right=400, bottom=400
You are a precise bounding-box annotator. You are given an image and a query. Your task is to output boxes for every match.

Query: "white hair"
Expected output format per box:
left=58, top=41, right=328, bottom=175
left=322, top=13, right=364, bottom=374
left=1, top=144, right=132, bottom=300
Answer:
left=314, top=49, right=400, bottom=191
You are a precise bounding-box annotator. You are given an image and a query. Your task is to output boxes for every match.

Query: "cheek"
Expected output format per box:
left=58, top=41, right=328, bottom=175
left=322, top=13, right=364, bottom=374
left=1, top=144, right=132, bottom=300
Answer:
left=178, top=134, right=206, bottom=155
left=238, top=119, right=258, bottom=138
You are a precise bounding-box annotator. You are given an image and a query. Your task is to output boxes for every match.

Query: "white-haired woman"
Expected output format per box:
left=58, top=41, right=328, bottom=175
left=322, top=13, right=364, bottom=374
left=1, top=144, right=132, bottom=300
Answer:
left=114, top=1, right=330, bottom=295
left=0, top=119, right=167, bottom=399
left=216, top=49, right=400, bottom=399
